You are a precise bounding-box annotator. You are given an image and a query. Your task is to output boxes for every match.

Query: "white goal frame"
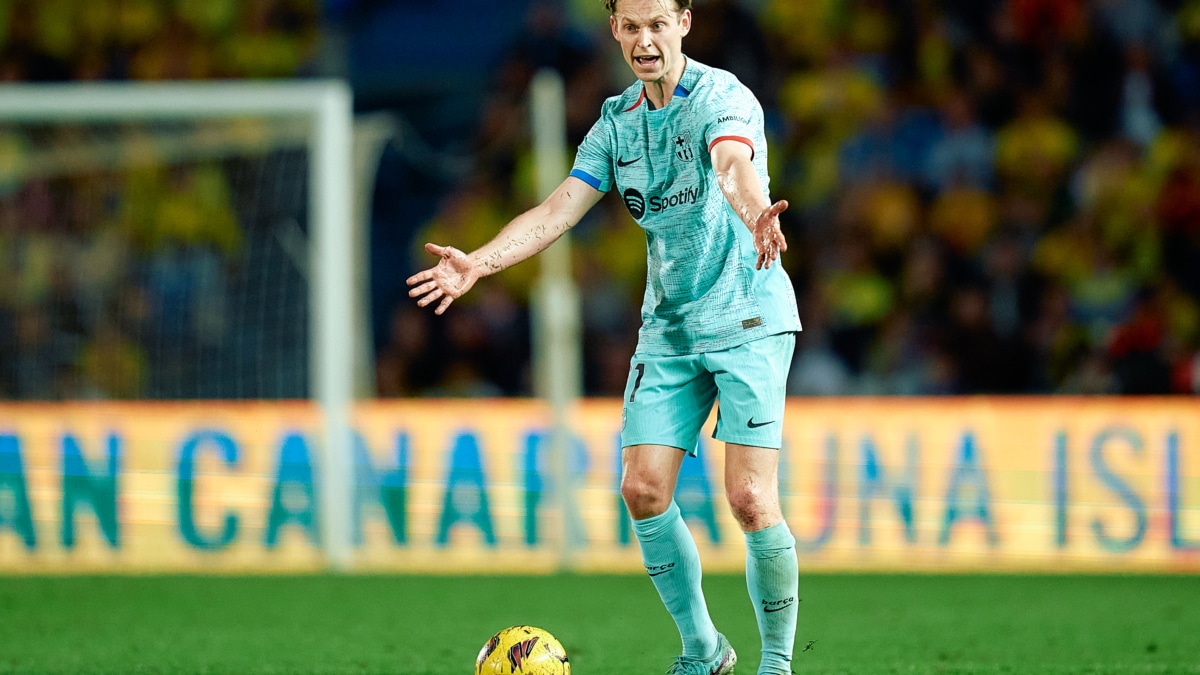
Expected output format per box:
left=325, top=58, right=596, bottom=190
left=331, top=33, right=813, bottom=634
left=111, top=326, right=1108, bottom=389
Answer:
left=0, top=81, right=357, bottom=570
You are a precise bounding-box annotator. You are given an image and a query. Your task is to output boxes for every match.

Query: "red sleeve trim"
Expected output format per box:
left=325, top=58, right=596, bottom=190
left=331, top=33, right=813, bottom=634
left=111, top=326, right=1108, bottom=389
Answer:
left=708, top=135, right=755, bottom=160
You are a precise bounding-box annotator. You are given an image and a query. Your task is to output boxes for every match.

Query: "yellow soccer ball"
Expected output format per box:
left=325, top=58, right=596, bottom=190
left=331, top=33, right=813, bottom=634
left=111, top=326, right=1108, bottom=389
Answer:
left=475, top=625, right=571, bottom=675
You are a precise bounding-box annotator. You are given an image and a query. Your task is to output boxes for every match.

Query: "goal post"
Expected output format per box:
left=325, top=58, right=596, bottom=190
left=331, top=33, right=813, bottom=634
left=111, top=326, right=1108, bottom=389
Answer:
left=0, top=80, right=357, bottom=569
left=529, top=70, right=584, bottom=571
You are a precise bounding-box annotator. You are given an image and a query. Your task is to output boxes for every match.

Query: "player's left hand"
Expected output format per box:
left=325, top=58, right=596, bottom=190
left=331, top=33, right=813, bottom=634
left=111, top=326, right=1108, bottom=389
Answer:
left=753, top=199, right=789, bottom=270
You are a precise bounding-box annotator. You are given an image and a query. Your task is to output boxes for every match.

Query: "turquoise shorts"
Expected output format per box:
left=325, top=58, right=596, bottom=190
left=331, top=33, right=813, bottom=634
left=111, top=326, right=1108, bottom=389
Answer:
left=620, top=332, right=795, bottom=454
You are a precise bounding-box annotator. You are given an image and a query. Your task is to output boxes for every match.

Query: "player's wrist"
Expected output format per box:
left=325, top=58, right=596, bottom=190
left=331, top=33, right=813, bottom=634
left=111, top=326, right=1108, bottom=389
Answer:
left=467, top=250, right=500, bottom=278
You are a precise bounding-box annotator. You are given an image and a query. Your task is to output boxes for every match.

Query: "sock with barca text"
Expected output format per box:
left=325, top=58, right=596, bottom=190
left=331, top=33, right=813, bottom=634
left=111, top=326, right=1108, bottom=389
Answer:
left=632, top=500, right=720, bottom=661
left=745, top=521, right=799, bottom=675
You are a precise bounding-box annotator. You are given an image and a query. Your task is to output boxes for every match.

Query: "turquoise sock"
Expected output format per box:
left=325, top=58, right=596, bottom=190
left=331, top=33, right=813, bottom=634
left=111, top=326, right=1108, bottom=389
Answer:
left=745, top=522, right=799, bottom=675
left=631, top=501, right=719, bottom=660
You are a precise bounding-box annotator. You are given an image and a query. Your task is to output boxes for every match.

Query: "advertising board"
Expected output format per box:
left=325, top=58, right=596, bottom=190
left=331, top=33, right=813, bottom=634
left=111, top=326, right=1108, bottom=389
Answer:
left=1, top=399, right=1197, bottom=572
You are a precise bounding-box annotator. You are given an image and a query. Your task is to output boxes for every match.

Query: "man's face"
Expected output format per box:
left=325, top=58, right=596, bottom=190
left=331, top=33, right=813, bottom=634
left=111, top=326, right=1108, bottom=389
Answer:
left=610, top=0, right=691, bottom=84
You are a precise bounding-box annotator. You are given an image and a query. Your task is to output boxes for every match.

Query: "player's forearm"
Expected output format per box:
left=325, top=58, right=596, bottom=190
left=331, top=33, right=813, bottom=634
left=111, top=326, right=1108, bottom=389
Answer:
left=469, top=204, right=572, bottom=276
left=467, top=179, right=595, bottom=277
left=716, top=156, right=771, bottom=233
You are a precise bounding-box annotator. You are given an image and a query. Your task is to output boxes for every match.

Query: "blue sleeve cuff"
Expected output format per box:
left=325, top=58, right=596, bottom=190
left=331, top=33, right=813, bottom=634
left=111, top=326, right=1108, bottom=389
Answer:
left=569, top=169, right=604, bottom=191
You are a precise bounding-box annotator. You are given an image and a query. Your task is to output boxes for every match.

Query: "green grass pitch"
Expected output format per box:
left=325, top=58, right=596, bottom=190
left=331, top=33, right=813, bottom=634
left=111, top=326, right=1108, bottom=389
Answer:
left=1, top=574, right=1198, bottom=674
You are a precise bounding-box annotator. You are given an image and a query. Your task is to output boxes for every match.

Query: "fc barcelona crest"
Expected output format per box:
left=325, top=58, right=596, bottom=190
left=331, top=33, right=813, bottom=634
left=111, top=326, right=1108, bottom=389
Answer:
left=674, top=132, right=694, bottom=162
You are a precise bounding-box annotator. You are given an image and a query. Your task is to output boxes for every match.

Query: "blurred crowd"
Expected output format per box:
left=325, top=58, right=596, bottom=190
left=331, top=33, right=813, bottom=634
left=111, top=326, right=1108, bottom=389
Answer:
left=0, top=0, right=318, bottom=81
left=378, top=0, right=1200, bottom=398
left=2, top=0, right=1199, bottom=400
left=0, top=0, right=318, bottom=400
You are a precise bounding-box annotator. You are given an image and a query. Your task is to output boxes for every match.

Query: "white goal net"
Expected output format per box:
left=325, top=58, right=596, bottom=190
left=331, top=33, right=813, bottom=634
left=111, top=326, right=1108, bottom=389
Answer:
left=0, top=81, right=358, bottom=567
left=0, top=84, right=353, bottom=400
left=0, top=116, right=314, bottom=399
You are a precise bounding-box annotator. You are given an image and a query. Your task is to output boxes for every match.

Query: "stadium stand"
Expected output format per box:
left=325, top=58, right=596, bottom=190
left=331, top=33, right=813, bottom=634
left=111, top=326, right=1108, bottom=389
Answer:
left=2, top=0, right=1198, bottom=400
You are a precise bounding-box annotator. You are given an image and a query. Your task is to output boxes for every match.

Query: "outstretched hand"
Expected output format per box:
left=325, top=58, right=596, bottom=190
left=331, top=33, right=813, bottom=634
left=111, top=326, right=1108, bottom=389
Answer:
left=753, top=199, right=789, bottom=270
left=406, top=242, right=479, bottom=315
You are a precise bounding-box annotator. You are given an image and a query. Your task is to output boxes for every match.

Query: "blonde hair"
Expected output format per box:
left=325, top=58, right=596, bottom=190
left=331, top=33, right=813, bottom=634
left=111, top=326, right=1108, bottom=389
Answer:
left=603, top=0, right=692, bottom=14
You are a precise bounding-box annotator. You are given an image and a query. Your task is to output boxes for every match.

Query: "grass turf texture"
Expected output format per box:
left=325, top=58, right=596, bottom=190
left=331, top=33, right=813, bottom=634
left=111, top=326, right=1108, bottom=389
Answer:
left=0, top=574, right=1198, bottom=674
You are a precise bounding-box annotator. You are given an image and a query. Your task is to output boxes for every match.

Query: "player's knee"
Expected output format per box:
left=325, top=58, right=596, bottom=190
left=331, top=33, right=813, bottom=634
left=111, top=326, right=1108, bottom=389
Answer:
left=620, top=473, right=673, bottom=520
left=726, top=484, right=778, bottom=530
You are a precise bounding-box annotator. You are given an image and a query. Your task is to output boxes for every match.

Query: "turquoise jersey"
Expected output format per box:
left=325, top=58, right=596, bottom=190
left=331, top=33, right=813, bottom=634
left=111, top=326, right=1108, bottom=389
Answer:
left=569, top=58, right=801, bottom=356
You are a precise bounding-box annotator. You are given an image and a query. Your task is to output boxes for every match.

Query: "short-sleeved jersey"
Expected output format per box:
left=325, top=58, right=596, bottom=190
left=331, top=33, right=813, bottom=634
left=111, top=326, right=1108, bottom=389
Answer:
left=570, top=58, right=801, bottom=356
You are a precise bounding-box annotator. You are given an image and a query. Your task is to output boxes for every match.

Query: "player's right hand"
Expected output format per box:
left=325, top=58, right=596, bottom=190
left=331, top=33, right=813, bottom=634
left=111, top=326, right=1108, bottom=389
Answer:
left=406, top=242, right=478, bottom=315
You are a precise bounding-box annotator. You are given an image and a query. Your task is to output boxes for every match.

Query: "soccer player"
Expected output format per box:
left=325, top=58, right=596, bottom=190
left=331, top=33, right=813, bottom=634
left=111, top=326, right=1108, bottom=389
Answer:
left=406, top=0, right=800, bottom=673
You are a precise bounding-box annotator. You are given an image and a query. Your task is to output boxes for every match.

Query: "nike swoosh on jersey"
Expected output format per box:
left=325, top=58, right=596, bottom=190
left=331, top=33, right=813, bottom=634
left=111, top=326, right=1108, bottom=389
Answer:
left=617, top=155, right=643, bottom=167
left=747, top=418, right=776, bottom=429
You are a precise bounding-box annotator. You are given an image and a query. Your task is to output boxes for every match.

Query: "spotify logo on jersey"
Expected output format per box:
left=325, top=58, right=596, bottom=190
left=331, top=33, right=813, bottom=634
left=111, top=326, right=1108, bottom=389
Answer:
left=623, top=184, right=699, bottom=220
left=623, top=188, right=646, bottom=219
